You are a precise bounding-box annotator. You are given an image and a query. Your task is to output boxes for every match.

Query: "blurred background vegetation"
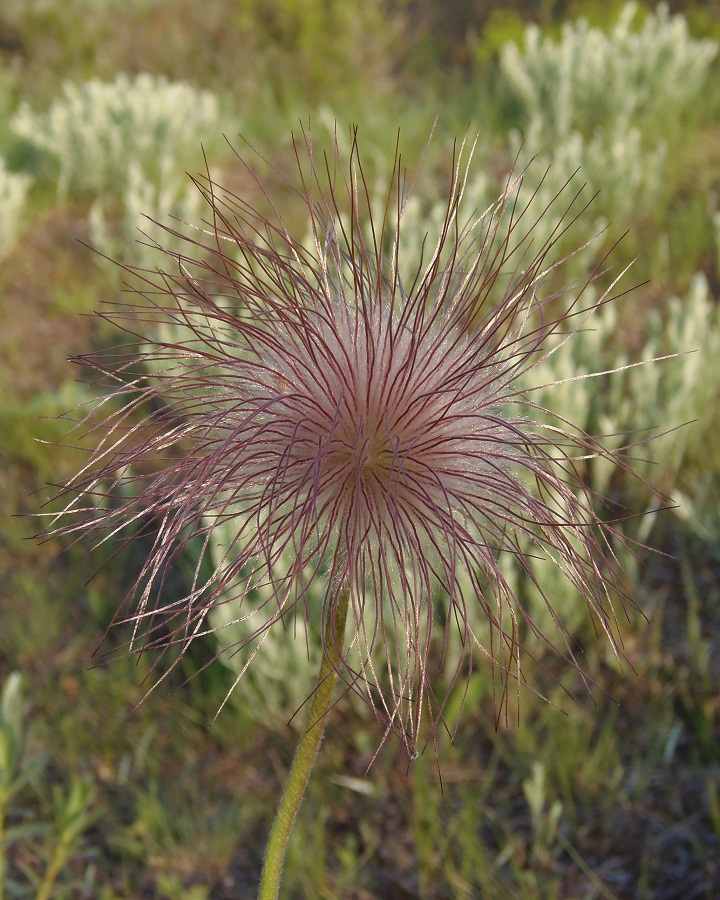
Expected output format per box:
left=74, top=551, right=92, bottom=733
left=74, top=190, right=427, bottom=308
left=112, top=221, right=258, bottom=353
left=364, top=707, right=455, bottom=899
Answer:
left=0, top=1, right=719, bottom=897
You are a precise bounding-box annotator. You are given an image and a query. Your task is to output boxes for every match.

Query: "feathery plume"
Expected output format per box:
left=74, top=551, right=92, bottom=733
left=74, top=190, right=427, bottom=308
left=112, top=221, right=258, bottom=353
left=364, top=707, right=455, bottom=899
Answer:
left=46, top=127, right=661, bottom=757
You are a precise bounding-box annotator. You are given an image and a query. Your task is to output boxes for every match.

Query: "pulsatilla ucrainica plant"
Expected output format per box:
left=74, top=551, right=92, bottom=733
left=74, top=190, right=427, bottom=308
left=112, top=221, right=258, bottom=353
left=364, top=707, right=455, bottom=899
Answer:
left=45, top=128, right=664, bottom=897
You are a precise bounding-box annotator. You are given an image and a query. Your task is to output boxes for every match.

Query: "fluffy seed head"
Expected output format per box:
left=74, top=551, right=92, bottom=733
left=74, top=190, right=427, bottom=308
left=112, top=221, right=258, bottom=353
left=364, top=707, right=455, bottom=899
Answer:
left=46, top=127, right=661, bottom=755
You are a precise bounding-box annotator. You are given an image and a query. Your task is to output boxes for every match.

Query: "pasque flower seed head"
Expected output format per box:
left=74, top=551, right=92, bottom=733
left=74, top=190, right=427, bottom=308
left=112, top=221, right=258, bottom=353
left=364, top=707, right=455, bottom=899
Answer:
left=45, top=127, right=662, bottom=755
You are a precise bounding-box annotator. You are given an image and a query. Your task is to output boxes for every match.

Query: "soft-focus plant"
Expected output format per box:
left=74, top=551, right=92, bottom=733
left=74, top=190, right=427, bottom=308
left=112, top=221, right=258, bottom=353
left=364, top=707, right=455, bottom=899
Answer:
left=117, top=779, right=250, bottom=890
left=11, top=73, right=226, bottom=198
left=89, top=160, right=205, bottom=274
left=0, top=673, right=47, bottom=899
left=208, top=533, right=326, bottom=731
left=494, top=271, right=720, bottom=631
left=497, top=3, right=718, bottom=280
left=500, top=2, right=718, bottom=143
left=523, top=761, right=563, bottom=867
left=0, top=158, right=32, bottom=261
left=43, top=128, right=666, bottom=897
left=236, top=0, right=403, bottom=102
left=35, top=777, right=99, bottom=900
left=507, top=128, right=665, bottom=282
left=0, top=673, right=100, bottom=898
left=512, top=271, right=720, bottom=547
left=619, top=274, right=720, bottom=549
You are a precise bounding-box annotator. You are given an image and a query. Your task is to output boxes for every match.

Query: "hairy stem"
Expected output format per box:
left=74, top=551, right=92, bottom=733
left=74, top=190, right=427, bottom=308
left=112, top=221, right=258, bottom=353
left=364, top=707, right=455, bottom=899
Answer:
left=259, top=582, right=350, bottom=899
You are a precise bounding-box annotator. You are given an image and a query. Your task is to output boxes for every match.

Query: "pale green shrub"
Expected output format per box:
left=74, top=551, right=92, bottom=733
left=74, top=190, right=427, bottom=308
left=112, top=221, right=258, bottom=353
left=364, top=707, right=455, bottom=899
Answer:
left=506, top=126, right=665, bottom=281
left=456, top=297, right=626, bottom=656
left=497, top=3, right=717, bottom=280
left=619, top=274, right=720, bottom=545
left=368, top=127, right=659, bottom=295
left=11, top=73, right=226, bottom=198
left=88, top=161, right=204, bottom=273
left=500, top=3, right=718, bottom=143
left=618, top=275, right=720, bottom=488
left=0, top=159, right=32, bottom=261
left=512, top=273, right=720, bottom=630
left=206, top=518, right=326, bottom=730
left=521, top=294, right=625, bottom=495
left=459, top=272, right=720, bottom=649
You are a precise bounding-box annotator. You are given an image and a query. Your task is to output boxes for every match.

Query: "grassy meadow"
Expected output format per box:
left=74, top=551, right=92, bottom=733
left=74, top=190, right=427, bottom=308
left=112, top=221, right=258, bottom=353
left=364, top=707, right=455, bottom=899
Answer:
left=1, top=1, right=720, bottom=897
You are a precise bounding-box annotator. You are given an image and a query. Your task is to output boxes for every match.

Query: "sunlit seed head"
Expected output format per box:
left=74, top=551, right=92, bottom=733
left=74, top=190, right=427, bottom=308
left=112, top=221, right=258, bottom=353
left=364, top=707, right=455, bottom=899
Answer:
left=42, top=125, right=665, bottom=756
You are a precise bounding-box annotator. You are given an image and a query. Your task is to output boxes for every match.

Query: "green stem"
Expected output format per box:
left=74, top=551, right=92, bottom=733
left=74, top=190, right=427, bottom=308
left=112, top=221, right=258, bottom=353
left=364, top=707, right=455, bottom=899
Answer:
left=259, top=582, right=350, bottom=900
left=36, top=840, right=69, bottom=900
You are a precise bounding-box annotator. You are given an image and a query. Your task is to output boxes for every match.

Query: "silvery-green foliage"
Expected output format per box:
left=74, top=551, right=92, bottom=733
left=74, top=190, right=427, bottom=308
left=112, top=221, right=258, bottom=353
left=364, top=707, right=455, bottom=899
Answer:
left=522, top=294, right=626, bottom=499
left=509, top=130, right=663, bottom=282
left=88, top=160, right=204, bottom=274
left=521, top=273, right=720, bottom=552
left=207, top=518, right=326, bottom=730
left=452, top=535, right=595, bottom=674
left=524, top=292, right=617, bottom=435
left=619, top=274, right=720, bottom=545
left=460, top=299, right=626, bottom=656
left=498, top=3, right=716, bottom=281
left=500, top=2, right=718, bottom=143
left=0, top=159, right=32, bottom=261
left=497, top=275, right=720, bottom=637
left=496, top=2, right=719, bottom=553
left=206, top=512, right=411, bottom=728
left=11, top=73, right=225, bottom=198
left=403, top=134, right=653, bottom=297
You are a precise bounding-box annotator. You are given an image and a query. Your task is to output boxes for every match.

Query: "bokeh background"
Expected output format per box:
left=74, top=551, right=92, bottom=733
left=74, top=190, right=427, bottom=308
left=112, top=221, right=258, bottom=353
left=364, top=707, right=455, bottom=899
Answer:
left=1, top=1, right=720, bottom=897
